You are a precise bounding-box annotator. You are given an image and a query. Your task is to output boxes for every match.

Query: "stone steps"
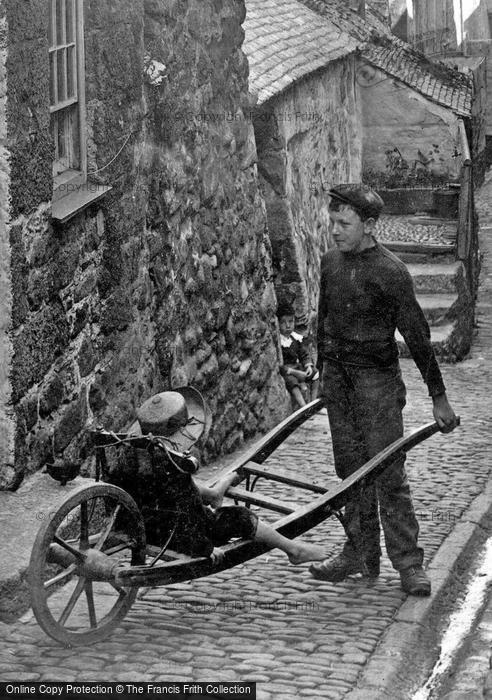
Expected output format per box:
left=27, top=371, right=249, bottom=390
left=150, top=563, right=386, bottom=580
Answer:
left=385, top=240, right=456, bottom=255
left=388, top=244, right=472, bottom=362
left=384, top=240, right=455, bottom=265
left=417, top=293, right=459, bottom=324
left=407, top=262, right=463, bottom=294
left=395, top=323, right=455, bottom=354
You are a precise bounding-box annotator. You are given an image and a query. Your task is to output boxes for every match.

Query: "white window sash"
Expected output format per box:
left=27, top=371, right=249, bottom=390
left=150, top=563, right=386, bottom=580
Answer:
left=51, top=0, right=87, bottom=196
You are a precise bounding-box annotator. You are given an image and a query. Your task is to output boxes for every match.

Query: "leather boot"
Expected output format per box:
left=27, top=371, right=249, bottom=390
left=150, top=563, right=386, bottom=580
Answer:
left=310, top=552, right=380, bottom=582
left=399, top=565, right=431, bottom=596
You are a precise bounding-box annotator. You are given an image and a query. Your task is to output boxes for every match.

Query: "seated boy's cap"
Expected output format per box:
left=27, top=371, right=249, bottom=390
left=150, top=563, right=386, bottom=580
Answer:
left=328, top=183, right=384, bottom=220
left=129, top=387, right=211, bottom=452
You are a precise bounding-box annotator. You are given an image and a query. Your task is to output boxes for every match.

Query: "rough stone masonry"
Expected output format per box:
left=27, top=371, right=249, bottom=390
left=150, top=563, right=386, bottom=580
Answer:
left=0, top=0, right=288, bottom=489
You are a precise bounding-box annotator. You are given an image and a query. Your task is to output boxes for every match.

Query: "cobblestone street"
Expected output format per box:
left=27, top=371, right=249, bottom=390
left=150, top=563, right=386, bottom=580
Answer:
left=0, top=176, right=491, bottom=698
left=376, top=215, right=457, bottom=245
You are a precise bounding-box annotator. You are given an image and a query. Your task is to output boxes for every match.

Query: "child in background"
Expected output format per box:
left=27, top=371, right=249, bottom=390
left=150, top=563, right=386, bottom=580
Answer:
left=277, top=301, right=318, bottom=408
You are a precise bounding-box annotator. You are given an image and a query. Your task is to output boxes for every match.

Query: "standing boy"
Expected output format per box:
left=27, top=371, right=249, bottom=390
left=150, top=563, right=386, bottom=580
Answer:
left=311, top=184, right=457, bottom=595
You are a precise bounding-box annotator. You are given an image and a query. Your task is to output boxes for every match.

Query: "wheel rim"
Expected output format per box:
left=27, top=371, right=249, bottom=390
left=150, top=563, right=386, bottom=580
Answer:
left=29, top=483, right=146, bottom=646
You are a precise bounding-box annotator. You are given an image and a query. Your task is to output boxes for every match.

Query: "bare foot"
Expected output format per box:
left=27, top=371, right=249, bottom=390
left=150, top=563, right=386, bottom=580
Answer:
left=210, top=547, right=226, bottom=566
left=288, top=542, right=327, bottom=565
left=209, top=471, right=244, bottom=508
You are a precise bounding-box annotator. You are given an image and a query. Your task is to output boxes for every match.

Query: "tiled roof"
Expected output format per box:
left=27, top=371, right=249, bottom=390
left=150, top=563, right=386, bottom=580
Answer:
left=243, top=0, right=360, bottom=105
left=298, top=0, right=473, bottom=116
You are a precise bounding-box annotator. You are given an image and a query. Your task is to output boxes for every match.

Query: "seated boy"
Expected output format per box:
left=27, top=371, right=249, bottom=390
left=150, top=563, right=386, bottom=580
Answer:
left=277, top=302, right=318, bottom=408
left=107, top=388, right=328, bottom=565
left=188, top=468, right=327, bottom=564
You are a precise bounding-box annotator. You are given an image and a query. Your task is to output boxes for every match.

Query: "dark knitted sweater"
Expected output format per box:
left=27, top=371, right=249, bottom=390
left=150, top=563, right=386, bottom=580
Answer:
left=317, top=241, right=446, bottom=397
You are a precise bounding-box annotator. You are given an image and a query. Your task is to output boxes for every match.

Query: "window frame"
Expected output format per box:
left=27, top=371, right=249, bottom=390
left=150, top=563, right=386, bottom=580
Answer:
left=49, top=0, right=87, bottom=202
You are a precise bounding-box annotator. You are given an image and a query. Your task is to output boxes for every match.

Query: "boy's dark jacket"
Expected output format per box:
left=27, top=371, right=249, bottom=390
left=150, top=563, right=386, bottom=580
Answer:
left=317, top=242, right=445, bottom=396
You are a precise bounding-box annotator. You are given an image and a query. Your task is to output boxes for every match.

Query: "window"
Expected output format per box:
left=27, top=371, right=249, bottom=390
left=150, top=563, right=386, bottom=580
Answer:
left=49, top=0, right=86, bottom=195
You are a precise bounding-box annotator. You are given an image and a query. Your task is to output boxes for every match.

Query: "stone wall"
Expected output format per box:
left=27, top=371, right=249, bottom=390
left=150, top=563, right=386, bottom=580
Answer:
left=140, top=0, right=287, bottom=454
left=6, top=0, right=154, bottom=485
left=360, top=62, right=462, bottom=187
left=2, top=0, right=288, bottom=488
left=254, top=56, right=362, bottom=335
left=0, top=2, right=16, bottom=489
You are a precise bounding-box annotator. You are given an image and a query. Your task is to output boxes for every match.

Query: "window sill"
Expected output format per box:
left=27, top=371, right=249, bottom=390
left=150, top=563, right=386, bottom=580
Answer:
left=51, top=181, right=112, bottom=223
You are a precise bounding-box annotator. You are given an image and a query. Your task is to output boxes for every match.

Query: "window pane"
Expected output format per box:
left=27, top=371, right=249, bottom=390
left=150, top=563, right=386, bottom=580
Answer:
left=52, top=107, right=80, bottom=175
left=69, top=105, right=80, bottom=170
left=56, top=0, right=65, bottom=45
left=57, top=48, right=67, bottom=102
left=51, top=113, right=58, bottom=162
left=67, top=46, right=77, bottom=99
left=49, top=52, right=57, bottom=105
left=57, top=112, right=67, bottom=162
left=66, top=0, right=74, bottom=43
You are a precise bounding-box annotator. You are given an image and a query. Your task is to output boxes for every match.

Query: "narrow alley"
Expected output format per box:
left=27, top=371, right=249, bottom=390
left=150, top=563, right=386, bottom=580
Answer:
left=1, top=2, right=492, bottom=700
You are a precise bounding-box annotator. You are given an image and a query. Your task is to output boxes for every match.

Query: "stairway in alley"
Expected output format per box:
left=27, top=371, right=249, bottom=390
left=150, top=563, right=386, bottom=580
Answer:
left=376, top=215, right=473, bottom=361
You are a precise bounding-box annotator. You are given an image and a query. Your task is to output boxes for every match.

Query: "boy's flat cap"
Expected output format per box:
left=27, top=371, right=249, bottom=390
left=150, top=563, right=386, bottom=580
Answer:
left=328, top=184, right=384, bottom=220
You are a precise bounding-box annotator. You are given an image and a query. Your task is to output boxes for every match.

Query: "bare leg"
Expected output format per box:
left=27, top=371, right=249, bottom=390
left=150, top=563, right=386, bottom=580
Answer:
left=197, top=471, right=243, bottom=509
left=291, top=387, right=306, bottom=408
left=310, top=377, right=320, bottom=400
left=254, top=521, right=327, bottom=565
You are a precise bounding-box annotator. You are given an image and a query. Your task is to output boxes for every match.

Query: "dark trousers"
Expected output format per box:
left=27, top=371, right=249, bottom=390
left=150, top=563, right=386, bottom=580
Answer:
left=321, top=360, right=423, bottom=571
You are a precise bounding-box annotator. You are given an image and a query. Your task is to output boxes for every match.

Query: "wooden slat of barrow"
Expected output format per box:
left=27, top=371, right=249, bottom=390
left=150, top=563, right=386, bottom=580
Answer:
left=241, top=461, right=327, bottom=494
left=224, top=487, right=295, bottom=514
left=145, top=545, right=195, bottom=562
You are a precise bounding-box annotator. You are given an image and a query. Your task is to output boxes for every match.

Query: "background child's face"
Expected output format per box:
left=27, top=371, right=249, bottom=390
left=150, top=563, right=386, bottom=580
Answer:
left=279, top=315, right=295, bottom=335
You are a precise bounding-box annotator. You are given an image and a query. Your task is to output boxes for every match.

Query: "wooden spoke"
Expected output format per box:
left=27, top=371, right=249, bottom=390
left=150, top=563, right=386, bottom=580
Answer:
left=44, top=563, right=77, bottom=590
left=58, top=576, right=86, bottom=626
left=84, top=581, right=97, bottom=628
left=80, top=501, right=89, bottom=549
left=103, top=541, right=135, bottom=556
left=53, top=534, right=85, bottom=561
left=95, top=504, right=121, bottom=551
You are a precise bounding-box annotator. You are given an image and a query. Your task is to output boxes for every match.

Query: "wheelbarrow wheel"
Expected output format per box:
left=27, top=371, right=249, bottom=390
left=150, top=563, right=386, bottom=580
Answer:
left=29, top=483, right=146, bottom=647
